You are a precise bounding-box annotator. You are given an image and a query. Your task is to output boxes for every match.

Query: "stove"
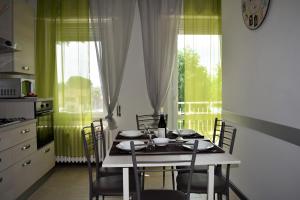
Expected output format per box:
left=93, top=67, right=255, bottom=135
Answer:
left=0, top=117, right=27, bottom=128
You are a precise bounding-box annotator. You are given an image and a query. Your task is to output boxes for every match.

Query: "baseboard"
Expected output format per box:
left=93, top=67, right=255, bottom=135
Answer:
left=229, top=180, right=249, bottom=200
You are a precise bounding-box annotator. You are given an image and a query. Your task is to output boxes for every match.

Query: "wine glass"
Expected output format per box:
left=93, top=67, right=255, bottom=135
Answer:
left=144, top=126, right=155, bottom=150
left=175, top=129, right=184, bottom=142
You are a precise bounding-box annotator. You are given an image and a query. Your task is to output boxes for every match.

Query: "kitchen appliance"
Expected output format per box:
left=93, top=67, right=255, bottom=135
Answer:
left=35, top=98, right=54, bottom=149
left=0, top=78, right=35, bottom=98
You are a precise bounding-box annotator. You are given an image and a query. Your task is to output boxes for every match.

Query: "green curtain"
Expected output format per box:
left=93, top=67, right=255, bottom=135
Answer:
left=36, top=0, right=95, bottom=160
left=179, top=0, right=222, bottom=139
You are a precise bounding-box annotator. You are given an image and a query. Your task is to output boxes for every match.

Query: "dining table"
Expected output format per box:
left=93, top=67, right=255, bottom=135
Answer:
left=102, top=130, right=241, bottom=200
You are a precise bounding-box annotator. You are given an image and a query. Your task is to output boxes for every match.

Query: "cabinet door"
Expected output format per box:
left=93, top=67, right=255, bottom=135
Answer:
left=35, top=142, right=56, bottom=177
left=0, top=143, right=55, bottom=200
left=0, top=151, right=39, bottom=200
left=0, top=0, right=14, bottom=68
left=0, top=0, right=13, bottom=40
left=13, top=0, right=35, bottom=74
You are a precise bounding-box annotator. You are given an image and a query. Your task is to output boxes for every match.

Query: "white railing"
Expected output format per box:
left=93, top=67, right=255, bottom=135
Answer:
left=177, top=101, right=222, bottom=138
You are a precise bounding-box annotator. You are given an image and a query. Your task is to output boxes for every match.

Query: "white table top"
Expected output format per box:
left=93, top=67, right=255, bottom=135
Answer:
left=103, top=152, right=240, bottom=168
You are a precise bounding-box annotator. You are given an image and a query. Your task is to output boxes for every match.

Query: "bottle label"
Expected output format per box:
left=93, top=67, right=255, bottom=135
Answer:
left=158, top=128, right=165, bottom=138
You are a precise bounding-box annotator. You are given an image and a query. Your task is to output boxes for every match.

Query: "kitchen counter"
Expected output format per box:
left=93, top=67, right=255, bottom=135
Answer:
left=0, top=119, right=36, bottom=132
left=0, top=97, right=37, bottom=102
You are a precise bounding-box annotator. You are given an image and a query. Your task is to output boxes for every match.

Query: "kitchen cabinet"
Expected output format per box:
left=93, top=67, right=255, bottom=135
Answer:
left=0, top=0, right=35, bottom=74
left=0, top=120, right=56, bottom=200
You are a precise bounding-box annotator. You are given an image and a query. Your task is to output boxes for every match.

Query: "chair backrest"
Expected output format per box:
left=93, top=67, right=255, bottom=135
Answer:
left=130, top=140, right=198, bottom=200
left=136, top=114, right=168, bottom=130
left=81, top=125, right=97, bottom=195
left=212, top=118, right=225, bottom=145
left=91, top=118, right=106, bottom=179
left=218, top=123, right=237, bottom=189
left=219, top=124, right=236, bottom=154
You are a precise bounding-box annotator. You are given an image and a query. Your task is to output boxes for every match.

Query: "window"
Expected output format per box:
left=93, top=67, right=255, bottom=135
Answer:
left=177, top=34, right=222, bottom=138
left=56, top=41, right=104, bottom=117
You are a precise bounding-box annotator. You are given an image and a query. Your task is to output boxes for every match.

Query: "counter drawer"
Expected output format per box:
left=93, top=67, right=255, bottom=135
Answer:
left=0, top=138, right=37, bottom=172
left=0, top=122, right=36, bottom=152
left=0, top=151, right=40, bottom=200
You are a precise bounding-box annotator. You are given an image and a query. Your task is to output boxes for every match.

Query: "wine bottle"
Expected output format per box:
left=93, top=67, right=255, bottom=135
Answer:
left=158, top=114, right=166, bottom=138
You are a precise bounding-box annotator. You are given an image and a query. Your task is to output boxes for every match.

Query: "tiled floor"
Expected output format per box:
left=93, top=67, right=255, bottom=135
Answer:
left=28, top=165, right=239, bottom=200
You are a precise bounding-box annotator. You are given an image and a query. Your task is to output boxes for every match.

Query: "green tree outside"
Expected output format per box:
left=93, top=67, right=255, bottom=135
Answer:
left=178, top=48, right=222, bottom=138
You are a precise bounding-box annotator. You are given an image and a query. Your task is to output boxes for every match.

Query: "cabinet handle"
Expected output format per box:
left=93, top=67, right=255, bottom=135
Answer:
left=44, top=148, right=51, bottom=153
left=0, top=158, right=2, bottom=162
left=22, top=66, right=30, bottom=71
left=21, top=144, right=31, bottom=150
left=0, top=177, right=3, bottom=183
left=20, top=129, right=30, bottom=134
left=22, top=160, right=31, bottom=167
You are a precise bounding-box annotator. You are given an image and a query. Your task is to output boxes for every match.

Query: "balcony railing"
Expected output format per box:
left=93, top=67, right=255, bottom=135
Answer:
left=177, top=101, right=222, bottom=139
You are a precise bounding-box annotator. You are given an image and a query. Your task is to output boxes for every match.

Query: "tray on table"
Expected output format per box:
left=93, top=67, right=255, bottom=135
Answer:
left=115, top=130, right=205, bottom=140
left=109, top=141, right=224, bottom=156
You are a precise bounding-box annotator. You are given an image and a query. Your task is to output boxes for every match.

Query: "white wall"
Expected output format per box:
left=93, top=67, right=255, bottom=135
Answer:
left=115, top=4, right=153, bottom=130
left=222, top=0, right=300, bottom=199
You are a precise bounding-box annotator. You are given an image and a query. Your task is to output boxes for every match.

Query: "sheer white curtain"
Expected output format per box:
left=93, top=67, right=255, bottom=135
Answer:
left=89, top=0, right=136, bottom=129
left=138, top=0, right=182, bottom=114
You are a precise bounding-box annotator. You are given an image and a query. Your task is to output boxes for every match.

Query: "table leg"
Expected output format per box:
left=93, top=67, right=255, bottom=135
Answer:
left=123, top=168, right=129, bottom=200
left=207, top=165, right=215, bottom=200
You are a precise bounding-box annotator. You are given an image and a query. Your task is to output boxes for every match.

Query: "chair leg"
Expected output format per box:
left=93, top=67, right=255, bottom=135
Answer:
left=141, top=168, right=145, bottom=190
left=217, top=193, right=222, bottom=200
left=163, top=167, right=166, bottom=188
left=171, top=166, right=175, bottom=190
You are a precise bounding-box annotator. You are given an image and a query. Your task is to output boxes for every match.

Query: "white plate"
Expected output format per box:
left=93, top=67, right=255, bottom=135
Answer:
left=183, top=140, right=214, bottom=151
left=120, top=130, right=143, bottom=138
left=173, top=129, right=196, bottom=136
left=116, top=140, right=146, bottom=151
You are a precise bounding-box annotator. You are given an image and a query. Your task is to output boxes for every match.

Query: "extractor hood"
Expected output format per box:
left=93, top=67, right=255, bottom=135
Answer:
left=0, top=37, right=18, bottom=54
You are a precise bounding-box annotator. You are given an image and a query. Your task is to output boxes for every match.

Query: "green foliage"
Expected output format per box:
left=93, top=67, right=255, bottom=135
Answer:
left=178, top=48, right=222, bottom=102
left=177, top=48, right=222, bottom=137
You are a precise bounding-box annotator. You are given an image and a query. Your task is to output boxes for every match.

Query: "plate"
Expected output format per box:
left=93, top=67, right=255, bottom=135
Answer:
left=120, top=130, right=143, bottom=138
left=183, top=140, right=214, bottom=151
left=116, top=140, right=146, bottom=151
left=172, top=129, right=196, bottom=136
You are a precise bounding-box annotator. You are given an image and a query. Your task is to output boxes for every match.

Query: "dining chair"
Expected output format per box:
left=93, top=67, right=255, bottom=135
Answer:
left=136, top=114, right=168, bottom=131
left=176, top=124, right=237, bottom=200
left=136, top=114, right=171, bottom=188
left=177, top=118, right=225, bottom=174
left=82, top=125, right=136, bottom=200
left=130, top=140, right=199, bottom=200
left=91, top=118, right=123, bottom=177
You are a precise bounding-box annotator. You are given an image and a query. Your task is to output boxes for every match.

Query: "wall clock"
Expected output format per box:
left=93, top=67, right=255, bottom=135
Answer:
left=242, top=0, right=270, bottom=30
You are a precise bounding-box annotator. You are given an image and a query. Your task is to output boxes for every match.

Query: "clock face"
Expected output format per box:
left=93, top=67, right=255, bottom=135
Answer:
left=242, top=0, right=270, bottom=30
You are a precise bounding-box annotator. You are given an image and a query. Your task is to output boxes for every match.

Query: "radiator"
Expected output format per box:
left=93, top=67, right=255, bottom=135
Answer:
left=54, top=125, right=117, bottom=163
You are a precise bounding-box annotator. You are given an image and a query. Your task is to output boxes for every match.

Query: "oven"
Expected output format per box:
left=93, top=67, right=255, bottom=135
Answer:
left=35, top=99, right=54, bottom=149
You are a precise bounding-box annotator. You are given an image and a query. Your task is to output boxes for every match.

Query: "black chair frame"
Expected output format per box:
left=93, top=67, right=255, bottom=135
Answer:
left=130, top=140, right=199, bottom=200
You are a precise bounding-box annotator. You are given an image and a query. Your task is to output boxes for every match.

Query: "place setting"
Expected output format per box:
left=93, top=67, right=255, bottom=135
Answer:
left=166, top=129, right=205, bottom=140
left=109, top=137, right=224, bottom=156
left=115, top=130, right=149, bottom=140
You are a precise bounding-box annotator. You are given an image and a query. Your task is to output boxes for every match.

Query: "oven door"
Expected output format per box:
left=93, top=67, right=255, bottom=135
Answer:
left=36, top=110, right=54, bottom=149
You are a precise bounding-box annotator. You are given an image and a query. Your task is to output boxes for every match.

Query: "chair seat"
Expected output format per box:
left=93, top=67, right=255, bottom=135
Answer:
left=93, top=175, right=136, bottom=196
left=99, top=167, right=123, bottom=176
left=133, top=190, right=186, bottom=200
left=176, top=173, right=226, bottom=194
